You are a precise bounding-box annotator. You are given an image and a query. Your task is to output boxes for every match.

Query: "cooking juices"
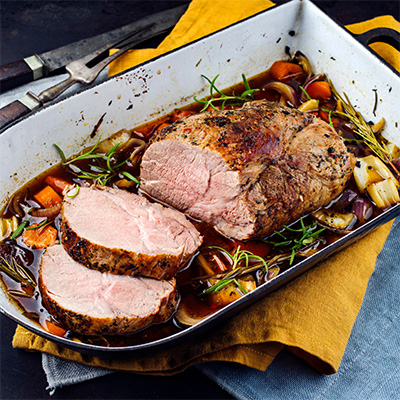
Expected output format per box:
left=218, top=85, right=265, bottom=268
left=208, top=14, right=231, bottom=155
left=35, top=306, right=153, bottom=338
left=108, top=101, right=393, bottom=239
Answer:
left=1, top=53, right=399, bottom=346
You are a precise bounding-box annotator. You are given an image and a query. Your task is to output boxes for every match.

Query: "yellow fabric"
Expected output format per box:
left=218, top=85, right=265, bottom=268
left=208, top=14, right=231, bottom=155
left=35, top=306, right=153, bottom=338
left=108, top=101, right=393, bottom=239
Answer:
left=347, top=16, right=400, bottom=71
left=13, top=0, right=400, bottom=376
left=108, top=0, right=275, bottom=76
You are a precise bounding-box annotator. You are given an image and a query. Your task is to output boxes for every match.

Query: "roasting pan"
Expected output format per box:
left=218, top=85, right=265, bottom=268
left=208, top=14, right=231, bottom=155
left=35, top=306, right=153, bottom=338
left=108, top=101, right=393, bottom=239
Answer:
left=1, top=0, right=399, bottom=356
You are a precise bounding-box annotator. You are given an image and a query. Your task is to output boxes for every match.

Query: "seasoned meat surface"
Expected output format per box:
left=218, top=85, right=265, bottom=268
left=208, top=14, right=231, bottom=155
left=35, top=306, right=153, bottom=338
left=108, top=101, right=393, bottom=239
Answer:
left=61, top=186, right=202, bottom=280
left=141, top=100, right=355, bottom=239
left=39, top=245, right=178, bottom=335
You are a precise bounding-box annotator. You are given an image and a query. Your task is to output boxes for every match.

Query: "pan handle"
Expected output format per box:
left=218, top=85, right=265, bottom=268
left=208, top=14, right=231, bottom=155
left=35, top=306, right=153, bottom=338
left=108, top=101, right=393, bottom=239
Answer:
left=353, top=27, right=400, bottom=51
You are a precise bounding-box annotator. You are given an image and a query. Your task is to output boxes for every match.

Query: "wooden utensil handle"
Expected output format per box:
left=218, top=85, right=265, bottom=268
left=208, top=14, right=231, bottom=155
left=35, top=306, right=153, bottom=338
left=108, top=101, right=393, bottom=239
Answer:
left=0, top=101, right=31, bottom=131
left=0, top=60, right=34, bottom=93
left=0, top=56, right=45, bottom=94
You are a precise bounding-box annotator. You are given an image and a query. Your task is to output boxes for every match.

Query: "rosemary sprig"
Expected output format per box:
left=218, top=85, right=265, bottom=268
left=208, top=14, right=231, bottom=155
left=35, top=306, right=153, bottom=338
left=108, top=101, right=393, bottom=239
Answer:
left=194, top=74, right=259, bottom=112
left=121, top=171, right=141, bottom=185
left=328, top=81, right=391, bottom=163
left=265, top=218, right=325, bottom=265
left=25, top=218, right=48, bottom=231
left=10, top=220, right=28, bottom=240
left=0, top=255, right=36, bottom=289
left=206, top=245, right=268, bottom=272
left=202, top=278, right=247, bottom=295
left=54, top=138, right=138, bottom=186
left=7, top=290, right=34, bottom=298
left=65, top=184, right=80, bottom=198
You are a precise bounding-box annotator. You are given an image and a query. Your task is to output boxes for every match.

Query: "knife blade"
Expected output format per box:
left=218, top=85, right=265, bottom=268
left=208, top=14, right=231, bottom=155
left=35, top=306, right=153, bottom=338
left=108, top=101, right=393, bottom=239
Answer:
left=0, top=4, right=188, bottom=93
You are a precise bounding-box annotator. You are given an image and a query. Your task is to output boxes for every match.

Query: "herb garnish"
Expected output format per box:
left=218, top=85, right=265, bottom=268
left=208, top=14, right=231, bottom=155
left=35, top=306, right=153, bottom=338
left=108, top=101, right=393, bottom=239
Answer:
left=65, top=184, right=80, bottom=198
left=194, top=74, right=259, bottom=112
left=199, top=245, right=268, bottom=295
left=54, top=137, right=140, bottom=186
left=327, top=81, right=395, bottom=168
left=10, top=220, right=28, bottom=240
left=0, top=255, right=36, bottom=290
left=265, top=218, right=325, bottom=265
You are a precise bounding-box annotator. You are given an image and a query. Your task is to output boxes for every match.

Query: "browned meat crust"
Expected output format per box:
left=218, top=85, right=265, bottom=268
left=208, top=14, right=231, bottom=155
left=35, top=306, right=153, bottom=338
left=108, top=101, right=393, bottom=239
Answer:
left=39, top=249, right=179, bottom=335
left=141, top=100, right=355, bottom=239
left=60, top=186, right=202, bottom=280
left=60, top=217, right=183, bottom=280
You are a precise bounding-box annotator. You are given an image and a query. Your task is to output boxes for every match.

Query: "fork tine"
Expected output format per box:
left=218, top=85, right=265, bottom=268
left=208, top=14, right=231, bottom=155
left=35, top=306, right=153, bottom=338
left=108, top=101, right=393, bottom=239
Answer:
left=83, top=39, right=147, bottom=81
left=77, top=23, right=155, bottom=67
left=77, top=24, right=173, bottom=82
left=38, top=22, right=168, bottom=103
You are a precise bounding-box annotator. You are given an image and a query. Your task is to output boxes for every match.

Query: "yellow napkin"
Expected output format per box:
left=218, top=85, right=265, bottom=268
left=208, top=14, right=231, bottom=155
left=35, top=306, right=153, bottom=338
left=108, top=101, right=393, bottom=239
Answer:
left=108, top=0, right=275, bottom=76
left=13, top=0, right=400, bottom=375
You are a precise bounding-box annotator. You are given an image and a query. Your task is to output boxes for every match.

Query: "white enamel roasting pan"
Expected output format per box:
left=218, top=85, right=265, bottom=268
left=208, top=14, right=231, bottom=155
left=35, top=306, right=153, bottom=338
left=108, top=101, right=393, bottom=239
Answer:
left=1, top=0, right=399, bottom=355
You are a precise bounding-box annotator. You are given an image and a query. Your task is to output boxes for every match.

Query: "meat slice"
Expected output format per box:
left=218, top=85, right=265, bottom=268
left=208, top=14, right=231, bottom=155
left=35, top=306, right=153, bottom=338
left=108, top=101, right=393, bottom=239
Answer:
left=140, top=100, right=355, bottom=240
left=60, top=186, right=202, bottom=280
left=39, top=245, right=179, bottom=335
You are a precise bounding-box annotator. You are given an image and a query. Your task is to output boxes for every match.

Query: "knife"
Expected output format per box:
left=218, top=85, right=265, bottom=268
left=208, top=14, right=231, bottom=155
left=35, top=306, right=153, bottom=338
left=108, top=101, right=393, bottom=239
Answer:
left=0, top=4, right=188, bottom=93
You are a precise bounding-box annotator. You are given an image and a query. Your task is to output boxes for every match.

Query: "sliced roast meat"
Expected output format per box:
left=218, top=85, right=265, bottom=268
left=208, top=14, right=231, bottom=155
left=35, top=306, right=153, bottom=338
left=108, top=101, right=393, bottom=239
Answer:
left=60, top=186, right=202, bottom=280
left=39, top=245, right=179, bottom=335
left=140, top=100, right=355, bottom=240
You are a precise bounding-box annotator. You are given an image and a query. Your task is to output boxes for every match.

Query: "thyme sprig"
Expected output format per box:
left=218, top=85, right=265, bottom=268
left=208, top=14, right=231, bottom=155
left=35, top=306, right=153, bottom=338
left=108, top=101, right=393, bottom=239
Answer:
left=54, top=138, right=139, bottom=186
left=194, top=74, right=259, bottom=112
left=199, top=245, right=268, bottom=295
left=265, top=218, right=325, bottom=265
left=202, top=277, right=248, bottom=296
left=0, top=255, right=36, bottom=290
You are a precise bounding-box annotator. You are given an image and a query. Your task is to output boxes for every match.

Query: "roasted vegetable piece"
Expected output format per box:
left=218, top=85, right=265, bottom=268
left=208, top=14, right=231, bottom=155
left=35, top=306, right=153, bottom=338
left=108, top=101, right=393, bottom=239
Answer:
left=298, top=99, right=319, bottom=112
left=171, top=109, right=196, bottom=122
left=367, top=178, right=400, bottom=208
left=0, top=216, right=19, bottom=241
left=34, top=186, right=62, bottom=208
left=353, top=155, right=400, bottom=194
left=22, top=223, right=58, bottom=249
left=44, top=320, right=68, bottom=337
left=305, top=81, right=332, bottom=100
left=44, top=176, right=71, bottom=194
left=312, top=210, right=356, bottom=231
left=208, top=275, right=256, bottom=307
left=269, top=61, right=304, bottom=82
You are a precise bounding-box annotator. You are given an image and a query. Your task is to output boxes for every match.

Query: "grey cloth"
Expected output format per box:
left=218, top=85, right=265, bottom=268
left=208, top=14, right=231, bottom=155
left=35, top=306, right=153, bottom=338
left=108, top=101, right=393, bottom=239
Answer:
left=42, top=354, right=113, bottom=395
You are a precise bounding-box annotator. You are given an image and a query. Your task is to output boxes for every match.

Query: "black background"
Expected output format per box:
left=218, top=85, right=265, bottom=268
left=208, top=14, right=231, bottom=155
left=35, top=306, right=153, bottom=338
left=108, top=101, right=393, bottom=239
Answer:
left=1, top=1, right=399, bottom=399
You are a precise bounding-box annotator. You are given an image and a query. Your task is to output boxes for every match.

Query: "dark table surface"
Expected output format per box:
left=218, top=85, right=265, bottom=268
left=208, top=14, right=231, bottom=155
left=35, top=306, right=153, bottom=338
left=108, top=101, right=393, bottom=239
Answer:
left=1, top=1, right=399, bottom=399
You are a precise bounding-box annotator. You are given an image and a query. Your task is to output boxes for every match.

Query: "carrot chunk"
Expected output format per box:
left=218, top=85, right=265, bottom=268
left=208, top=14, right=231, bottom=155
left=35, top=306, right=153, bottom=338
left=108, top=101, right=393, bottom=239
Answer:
left=155, top=122, right=171, bottom=132
left=34, top=185, right=62, bottom=208
left=44, top=176, right=71, bottom=194
left=270, top=61, right=304, bottom=82
left=44, top=320, right=67, bottom=337
left=22, top=223, right=58, bottom=249
left=306, top=81, right=332, bottom=100
left=171, top=109, right=196, bottom=122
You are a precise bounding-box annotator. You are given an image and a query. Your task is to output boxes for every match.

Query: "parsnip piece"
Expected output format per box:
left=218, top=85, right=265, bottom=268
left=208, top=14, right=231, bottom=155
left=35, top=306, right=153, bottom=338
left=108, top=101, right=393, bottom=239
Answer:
left=385, top=143, right=400, bottom=159
left=95, top=130, right=131, bottom=154
left=298, top=99, right=319, bottom=112
left=353, top=155, right=399, bottom=193
left=312, top=210, right=355, bottom=230
left=0, top=216, right=18, bottom=241
left=367, top=178, right=400, bottom=208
